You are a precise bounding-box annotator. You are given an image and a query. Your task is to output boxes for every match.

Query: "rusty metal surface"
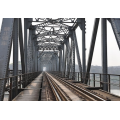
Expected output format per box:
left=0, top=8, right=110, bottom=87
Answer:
left=12, top=74, right=43, bottom=101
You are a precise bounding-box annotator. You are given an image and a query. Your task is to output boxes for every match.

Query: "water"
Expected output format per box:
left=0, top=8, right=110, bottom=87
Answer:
left=75, top=73, right=120, bottom=96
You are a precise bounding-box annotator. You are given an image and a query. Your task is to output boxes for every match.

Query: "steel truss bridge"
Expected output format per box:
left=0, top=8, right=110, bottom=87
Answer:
left=0, top=18, right=120, bottom=101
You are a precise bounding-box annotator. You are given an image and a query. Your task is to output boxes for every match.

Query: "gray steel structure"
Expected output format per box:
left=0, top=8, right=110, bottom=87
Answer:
left=0, top=18, right=120, bottom=100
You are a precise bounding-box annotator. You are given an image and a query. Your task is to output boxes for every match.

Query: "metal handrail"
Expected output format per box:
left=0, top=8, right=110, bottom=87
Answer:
left=2, top=71, right=42, bottom=101
left=50, top=71, right=120, bottom=94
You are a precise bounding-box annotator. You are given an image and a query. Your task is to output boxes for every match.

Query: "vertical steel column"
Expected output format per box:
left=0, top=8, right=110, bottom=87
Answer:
left=62, top=45, right=64, bottom=76
left=37, top=51, right=39, bottom=71
left=82, top=18, right=86, bottom=82
left=53, top=56, right=55, bottom=71
left=101, top=18, right=108, bottom=91
left=32, top=37, right=35, bottom=72
left=79, top=18, right=86, bottom=83
left=52, top=58, right=54, bottom=71
left=59, top=50, right=61, bottom=71
left=33, top=39, right=36, bottom=72
left=57, top=56, right=59, bottom=71
left=60, top=49, right=62, bottom=71
left=66, top=39, right=70, bottom=77
left=63, top=41, right=67, bottom=77
left=24, top=18, right=27, bottom=73
left=35, top=43, right=38, bottom=72
left=39, top=59, right=40, bottom=71
left=36, top=50, right=39, bottom=71
left=13, top=18, right=18, bottom=98
left=27, top=29, right=32, bottom=72
left=31, top=30, right=34, bottom=72
left=0, top=18, right=14, bottom=101
left=19, top=18, right=25, bottom=75
left=39, top=58, right=41, bottom=71
left=72, top=33, right=75, bottom=80
left=54, top=56, right=56, bottom=71
left=56, top=57, right=57, bottom=71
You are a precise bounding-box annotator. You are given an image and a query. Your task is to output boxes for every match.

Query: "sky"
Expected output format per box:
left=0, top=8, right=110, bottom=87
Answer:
left=0, top=18, right=120, bottom=66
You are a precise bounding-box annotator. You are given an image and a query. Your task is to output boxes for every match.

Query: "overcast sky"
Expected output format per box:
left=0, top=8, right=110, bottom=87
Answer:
left=0, top=18, right=120, bottom=66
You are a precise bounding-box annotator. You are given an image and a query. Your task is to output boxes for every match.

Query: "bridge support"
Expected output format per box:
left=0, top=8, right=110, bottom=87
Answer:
left=66, top=38, right=70, bottom=77
left=0, top=18, right=14, bottom=101
left=71, top=32, right=75, bottom=80
left=82, top=18, right=86, bottom=83
left=24, top=18, right=28, bottom=73
left=13, top=18, right=18, bottom=98
left=63, top=41, right=67, bottom=77
left=101, top=18, right=108, bottom=91
left=62, top=44, right=65, bottom=77
left=19, top=18, right=25, bottom=75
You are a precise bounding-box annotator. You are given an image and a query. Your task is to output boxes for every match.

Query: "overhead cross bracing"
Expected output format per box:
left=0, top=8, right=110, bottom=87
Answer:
left=35, top=18, right=77, bottom=51
left=32, top=18, right=79, bottom=72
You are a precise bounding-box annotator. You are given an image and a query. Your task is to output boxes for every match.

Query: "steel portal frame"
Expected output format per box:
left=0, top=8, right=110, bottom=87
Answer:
left=0, top=18, right=120, bottom=100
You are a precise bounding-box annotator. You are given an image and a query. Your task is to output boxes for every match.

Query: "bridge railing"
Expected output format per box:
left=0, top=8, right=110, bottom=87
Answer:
left=0, top=71, right=41, bottom=101
left=8, top=70, right=22, bottom=76
left=50, top=71, right=120, bottom=95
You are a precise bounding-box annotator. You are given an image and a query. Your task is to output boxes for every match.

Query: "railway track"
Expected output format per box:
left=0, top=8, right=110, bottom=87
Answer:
left=45, top=72, right=110, bottom=101
left=45, top=73, right=71, bottom=101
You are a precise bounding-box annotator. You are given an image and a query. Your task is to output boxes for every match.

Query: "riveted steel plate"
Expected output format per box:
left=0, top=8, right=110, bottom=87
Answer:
left=0, top=18, right=14, bottom=100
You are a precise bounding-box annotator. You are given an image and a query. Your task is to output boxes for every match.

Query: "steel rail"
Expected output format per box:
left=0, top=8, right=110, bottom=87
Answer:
left=45, top=73, right=70, bottom=101
left=49, top=73, right=107, bottom=101
left=45, top=74, right=61, bottom=101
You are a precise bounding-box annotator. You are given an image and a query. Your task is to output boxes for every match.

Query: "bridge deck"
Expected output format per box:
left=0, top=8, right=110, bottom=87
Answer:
left=12, top=73, right=120, bottom=101
left=12, top=73, right=43, bottom=101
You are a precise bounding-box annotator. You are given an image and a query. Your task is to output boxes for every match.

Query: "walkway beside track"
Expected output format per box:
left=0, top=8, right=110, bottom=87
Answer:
left=13, top=73, right=43, bottom=101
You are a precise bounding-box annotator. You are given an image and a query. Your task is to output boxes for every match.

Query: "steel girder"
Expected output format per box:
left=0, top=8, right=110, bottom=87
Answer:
left=13, top=18, right=18, bottom=98
left=24, top=18, right=28, bottom=73
left=101, top=18, right=108, bottom=91
left=63, top=41, right=67, bottom=77
left=19, top=18, right=25, bottom=75
left=71, top=32, right=75, bottom=80
left=0, top=18, right=14, bottom=100
left=61, top=44, right=64, bottom=76
left=27, top=29, right=33, bottom=72
left=81, top=19, right=86, bottom=82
